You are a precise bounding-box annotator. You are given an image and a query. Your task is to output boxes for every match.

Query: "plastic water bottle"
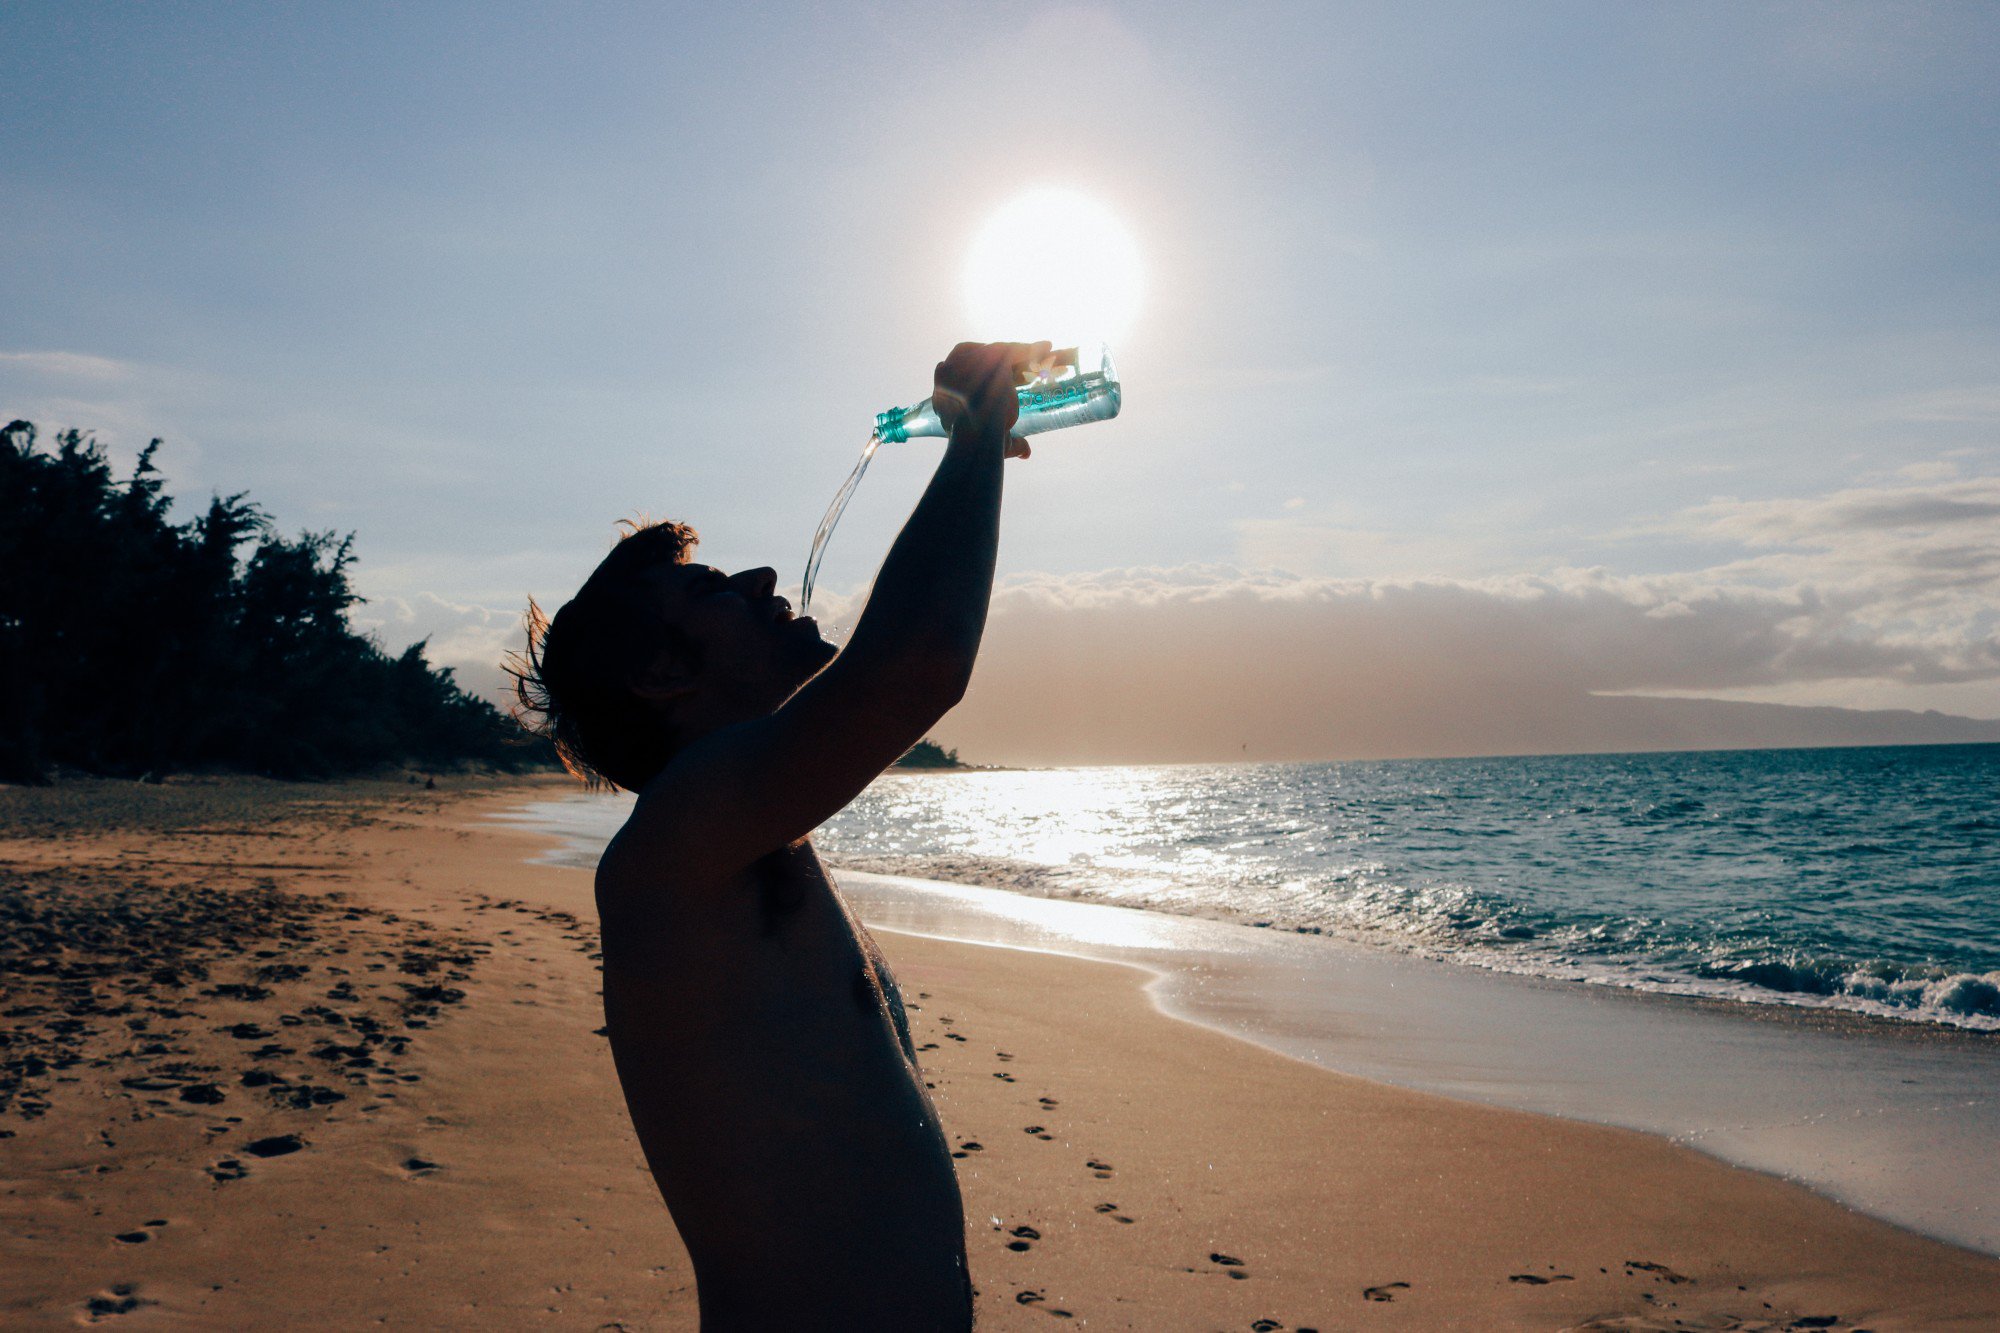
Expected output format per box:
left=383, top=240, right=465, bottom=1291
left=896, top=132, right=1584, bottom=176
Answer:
left=801, top=344, right=1123, bottom=611
left=872, top=342, right=1121, bottom=442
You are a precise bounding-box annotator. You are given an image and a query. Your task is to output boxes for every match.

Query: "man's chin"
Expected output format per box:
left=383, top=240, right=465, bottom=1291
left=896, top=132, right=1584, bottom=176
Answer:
left=788, top=628, right=840, bottom=681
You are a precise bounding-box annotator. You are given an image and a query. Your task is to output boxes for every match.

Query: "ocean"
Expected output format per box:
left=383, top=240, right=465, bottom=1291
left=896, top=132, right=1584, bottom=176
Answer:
left=518, top=743, right=2000, bottom=1032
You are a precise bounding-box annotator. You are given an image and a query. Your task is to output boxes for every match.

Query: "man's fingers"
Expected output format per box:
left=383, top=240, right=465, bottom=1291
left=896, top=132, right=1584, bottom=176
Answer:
left=935, top=340, right=1061, bottom=439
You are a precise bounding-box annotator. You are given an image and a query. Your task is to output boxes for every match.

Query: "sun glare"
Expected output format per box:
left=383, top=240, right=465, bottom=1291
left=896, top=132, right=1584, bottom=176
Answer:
left=961, top=187, right=1144, bottom=347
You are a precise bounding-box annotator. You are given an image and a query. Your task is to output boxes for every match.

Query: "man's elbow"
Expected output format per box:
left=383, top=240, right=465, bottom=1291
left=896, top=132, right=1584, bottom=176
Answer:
left=917, top=657, right=974, bottom=711
left=841, top=634, right=975, bottom=717
left=893, top=651, right=973, bottom=716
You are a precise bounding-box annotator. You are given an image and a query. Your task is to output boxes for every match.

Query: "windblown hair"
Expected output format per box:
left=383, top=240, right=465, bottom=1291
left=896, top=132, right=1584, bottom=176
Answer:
left=509, top=519, right=702, bottom=791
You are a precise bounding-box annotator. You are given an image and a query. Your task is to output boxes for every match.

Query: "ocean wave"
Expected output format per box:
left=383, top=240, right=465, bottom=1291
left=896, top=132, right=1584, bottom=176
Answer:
left=823, top=850, right=2000, bottom=1033
left=1698, top=957, right=2000, bottom=1021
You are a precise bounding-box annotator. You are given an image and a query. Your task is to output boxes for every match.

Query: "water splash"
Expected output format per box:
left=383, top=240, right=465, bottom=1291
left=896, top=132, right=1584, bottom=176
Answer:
left=800, top=429, right=881, bottom=613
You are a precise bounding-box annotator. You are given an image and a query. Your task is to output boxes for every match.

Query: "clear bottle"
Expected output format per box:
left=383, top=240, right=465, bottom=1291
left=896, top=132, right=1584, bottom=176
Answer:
left=872, top=342, right=1121, bottom=442
left=801, top=343, right=1123, bottom=611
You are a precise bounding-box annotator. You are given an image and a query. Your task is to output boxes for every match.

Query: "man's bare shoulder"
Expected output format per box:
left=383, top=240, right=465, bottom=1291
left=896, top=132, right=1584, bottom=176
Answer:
left=596, top=780, right=712, bottom=901
left=593, top=811, right=728, bottom=967
left=595, top=730, right=750, bottom=892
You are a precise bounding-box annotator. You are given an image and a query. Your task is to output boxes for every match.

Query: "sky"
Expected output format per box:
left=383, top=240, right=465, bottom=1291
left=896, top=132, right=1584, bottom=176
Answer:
left=4, top=2, right=1998, bottom=763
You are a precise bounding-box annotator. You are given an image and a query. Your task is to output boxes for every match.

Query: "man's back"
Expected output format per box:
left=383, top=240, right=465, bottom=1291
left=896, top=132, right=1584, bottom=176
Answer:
left=597, top=833, right=972, bottom=1331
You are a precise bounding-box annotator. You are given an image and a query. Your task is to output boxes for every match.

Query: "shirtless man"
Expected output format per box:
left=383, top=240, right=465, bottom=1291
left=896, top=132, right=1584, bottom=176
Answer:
left=514, top=341, right=1047, bottom=1330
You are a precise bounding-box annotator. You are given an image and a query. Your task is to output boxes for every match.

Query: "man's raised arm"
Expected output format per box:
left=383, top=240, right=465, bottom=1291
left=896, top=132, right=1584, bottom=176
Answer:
left=617, top=341, right=1048, bottom=878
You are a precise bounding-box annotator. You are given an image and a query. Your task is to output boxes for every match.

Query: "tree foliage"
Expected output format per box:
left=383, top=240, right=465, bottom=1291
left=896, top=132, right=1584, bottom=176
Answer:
left=894, top=739, right=962, bottom=769
left=0, top=420, right=553, bottom=782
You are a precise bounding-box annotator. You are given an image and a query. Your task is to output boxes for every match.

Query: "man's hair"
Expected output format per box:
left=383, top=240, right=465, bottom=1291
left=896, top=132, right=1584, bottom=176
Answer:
left=510, top=519, right=702, bottom=791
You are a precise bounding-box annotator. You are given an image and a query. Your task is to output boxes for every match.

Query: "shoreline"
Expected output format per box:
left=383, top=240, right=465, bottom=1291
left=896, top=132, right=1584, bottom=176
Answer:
left=480, top=784, right=2000, bottom=1320
left=831, top=867, right=2000, bottom=1260
left=824, top=854, right=2000, bottom=1042
left=5, top=776, right=1997, bottom=1329
left=491, top=790, right=2000, bottom=1039
left=489, top=790, right=2000, bottom=1256
left=819, top=854, right=2000, bottom=1039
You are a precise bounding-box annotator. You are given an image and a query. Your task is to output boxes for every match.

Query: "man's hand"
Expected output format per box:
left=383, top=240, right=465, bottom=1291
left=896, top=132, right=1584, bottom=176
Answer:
left=933, top=340, right=1051, bottom=460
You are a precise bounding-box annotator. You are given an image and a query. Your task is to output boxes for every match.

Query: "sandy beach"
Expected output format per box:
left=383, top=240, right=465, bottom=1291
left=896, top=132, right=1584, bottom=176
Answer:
left=4, top=777, right=1998, bottom=1330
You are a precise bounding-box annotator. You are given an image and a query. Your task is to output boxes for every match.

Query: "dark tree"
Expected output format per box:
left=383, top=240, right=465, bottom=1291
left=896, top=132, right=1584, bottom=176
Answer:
left=0, top=420, right=553, bottom=782
left=894, top=739, right=962, bottom=769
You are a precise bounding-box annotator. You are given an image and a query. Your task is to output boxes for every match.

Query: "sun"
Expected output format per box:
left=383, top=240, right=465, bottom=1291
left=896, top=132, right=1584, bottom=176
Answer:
left=961, top=187, right=1144, bottom=347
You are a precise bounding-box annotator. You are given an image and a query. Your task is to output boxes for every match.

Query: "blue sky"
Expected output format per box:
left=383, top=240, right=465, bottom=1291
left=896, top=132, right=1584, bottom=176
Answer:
left=5, top=2, right=1997, bottom=755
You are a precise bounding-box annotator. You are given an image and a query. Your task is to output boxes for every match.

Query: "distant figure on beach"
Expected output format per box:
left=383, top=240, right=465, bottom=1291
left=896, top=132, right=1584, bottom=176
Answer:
left=513, top=342, right=1045, bottom=1330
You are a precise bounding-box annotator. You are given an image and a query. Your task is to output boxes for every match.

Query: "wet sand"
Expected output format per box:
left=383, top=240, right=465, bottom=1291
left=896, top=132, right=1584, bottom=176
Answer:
left=3, top=777, right=1997, bottom=1329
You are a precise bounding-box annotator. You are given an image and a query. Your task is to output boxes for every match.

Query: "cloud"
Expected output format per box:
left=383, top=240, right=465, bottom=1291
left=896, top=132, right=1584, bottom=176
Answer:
left=0, top=350, right=135, bottom=381
left=1688, top=475, right=2000, bottom=541
left=1663, top=472, right=2000, bottom=627
left=931, top=561, right=2000, bottom=764
left=351, top=591, right=523, bottom=703
left=373, top=465, right=2000, bottom=763
left=930, top=465, right=2000, bottom=762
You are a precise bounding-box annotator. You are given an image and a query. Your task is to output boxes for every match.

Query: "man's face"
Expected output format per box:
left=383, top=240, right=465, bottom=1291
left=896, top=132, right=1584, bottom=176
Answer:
left=645, top=562, right=838, bottom=724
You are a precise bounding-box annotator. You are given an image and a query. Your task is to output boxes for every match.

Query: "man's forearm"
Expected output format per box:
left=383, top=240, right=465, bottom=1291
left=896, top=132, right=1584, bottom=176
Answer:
left=841, top=419, right=1005, bottom=690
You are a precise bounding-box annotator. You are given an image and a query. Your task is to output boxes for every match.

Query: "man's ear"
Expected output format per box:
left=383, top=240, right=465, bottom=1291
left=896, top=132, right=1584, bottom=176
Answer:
left=629, top=649, right=697, bottom=708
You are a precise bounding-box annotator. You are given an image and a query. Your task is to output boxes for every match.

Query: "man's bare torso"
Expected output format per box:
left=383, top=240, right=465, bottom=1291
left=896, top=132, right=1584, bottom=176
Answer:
left=596, top=832, right=972, bottom=1330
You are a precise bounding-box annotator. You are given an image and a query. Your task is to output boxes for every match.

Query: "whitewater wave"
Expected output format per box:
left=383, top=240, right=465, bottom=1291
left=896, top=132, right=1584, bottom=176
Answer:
left=824, top=851, right=2000, bottom=1033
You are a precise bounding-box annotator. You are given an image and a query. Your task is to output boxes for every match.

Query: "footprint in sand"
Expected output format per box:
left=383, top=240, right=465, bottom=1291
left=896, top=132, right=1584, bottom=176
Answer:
left=243, top=1133, right=305, bottom=1158
left=1010, top=1288, right=1073, bottom=1317
left=402, top=1157, right=442, bottom=1174
left=1623, top=1259, right=1692, bottom=1285
left=951, top=1140, right=984, bottom=1160
left=84, top=1284, right=151, bottom=1321
left=1086, top=1158, right=1114, bottom=1178
left=1023, top=1125, right=1054, bottom=1140
left=1509, top=1272, right=1574, bottom=1285
left=1038, top=1096, right=1059, bottom=1108
left=1362, top=1282, right=1410, bottom=1302
left=1006, top=1225, right=1040, bottom=1252
left=1210, top=1252, right=1250, bottom=1280
left=993, top=1072, right=1015, bottom=1082
left=996, top=1051, right=1014, bottom=1062
left=1094, top=1203, right=1137, bottom=1224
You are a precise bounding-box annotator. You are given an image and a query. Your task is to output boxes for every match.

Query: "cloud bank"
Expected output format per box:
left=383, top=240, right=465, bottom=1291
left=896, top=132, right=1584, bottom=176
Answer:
left=940, top=563, right=1999, bottom=765
left=384, top=466, right=2000, bottom=765
left=939, top=467, right=2000, bottom=763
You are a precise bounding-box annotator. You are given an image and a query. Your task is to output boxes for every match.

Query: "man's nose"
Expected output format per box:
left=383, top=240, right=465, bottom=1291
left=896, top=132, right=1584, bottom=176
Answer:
left=733, top=567, right=778, bottom=599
